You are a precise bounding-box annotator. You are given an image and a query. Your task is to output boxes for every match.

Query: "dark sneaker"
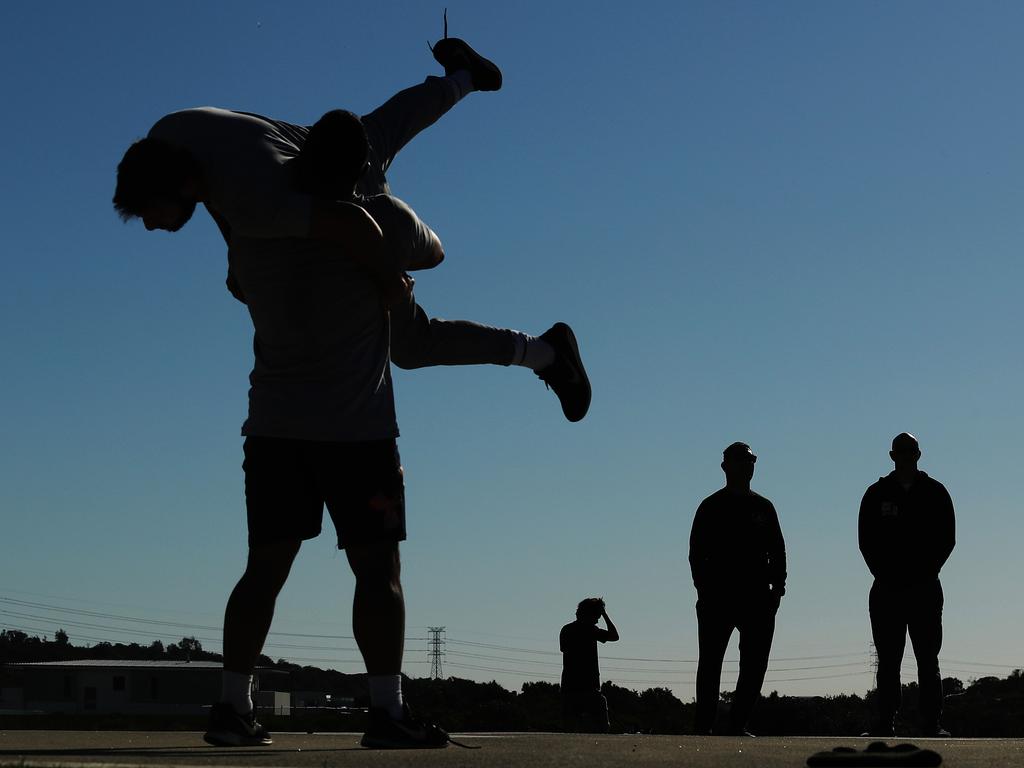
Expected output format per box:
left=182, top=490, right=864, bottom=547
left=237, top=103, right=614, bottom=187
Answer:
left=361, top=705, right=450, bottom=749
left=203, top=702, right=272, bottom=746
left=923, top=726, right=951, bottom=737
left=428, top=11, right=502, bottom=91
left=536, top=323, right=591, bottom=422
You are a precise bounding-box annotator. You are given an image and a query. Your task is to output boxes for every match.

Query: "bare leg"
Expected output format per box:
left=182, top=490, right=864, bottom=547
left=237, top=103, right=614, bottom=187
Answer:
left=222, top=539, right=302, bottom=674
left=346, top=541, right=404, bottom=674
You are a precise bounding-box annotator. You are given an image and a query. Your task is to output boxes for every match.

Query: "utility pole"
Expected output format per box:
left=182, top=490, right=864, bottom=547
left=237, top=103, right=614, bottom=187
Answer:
left=428, top=627, right=446, bottom=680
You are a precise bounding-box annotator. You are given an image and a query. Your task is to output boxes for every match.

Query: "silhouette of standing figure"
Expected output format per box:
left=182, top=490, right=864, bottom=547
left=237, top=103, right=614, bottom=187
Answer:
left=690, top=442, right=786, bottom=736
left=560, top=598, right=619, bottom=732
left=859, top=432, right=955, bottom=737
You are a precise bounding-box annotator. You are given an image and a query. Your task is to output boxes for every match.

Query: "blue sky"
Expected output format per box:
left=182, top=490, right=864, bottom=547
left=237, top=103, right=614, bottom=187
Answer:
left=2, top=1, right=1023, bottom=703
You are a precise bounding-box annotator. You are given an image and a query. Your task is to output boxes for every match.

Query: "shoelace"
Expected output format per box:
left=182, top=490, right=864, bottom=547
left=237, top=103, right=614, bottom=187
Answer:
left=421, top=722, right=480, bottom=750
left=401, top=711, right=480, bottom=750
left=446, top=741, right=481, bottom=753
left=535, top=358, right=563, bottom=389
left=427, top=8, right=449, bottom=54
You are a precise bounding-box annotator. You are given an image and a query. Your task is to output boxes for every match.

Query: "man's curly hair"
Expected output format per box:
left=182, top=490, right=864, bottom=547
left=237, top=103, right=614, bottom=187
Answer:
left=577, top=597, right=605, bottom=620
left=113, top=137, right=198, bottom=221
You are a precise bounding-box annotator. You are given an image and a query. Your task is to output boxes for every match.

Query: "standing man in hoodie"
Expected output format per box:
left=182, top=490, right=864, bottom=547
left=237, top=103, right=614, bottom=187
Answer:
left=689, top=442, right=787, bottom=736
left=859, top=432, right=955, bottom=737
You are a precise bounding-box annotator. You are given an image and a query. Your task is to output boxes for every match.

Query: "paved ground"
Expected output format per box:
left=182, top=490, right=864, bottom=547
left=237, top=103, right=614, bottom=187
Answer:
left=1, top=731, right=1021, bottom=768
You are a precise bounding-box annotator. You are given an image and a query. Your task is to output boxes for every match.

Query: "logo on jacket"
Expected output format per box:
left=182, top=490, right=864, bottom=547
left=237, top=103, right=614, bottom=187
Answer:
left=880, top=501, right=899, bottom=517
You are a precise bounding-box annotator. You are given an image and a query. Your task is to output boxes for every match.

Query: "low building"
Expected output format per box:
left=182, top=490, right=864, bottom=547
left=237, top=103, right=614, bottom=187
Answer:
left=256, top=689, right=291, bottom=716
left=291, top=690, right=355, bottom=709
left=0, top=660, right=288, bottom=716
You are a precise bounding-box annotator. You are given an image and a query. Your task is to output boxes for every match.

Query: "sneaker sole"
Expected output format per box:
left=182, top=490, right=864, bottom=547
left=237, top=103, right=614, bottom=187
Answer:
left=430, top=38, right=502, bottom=91
left=555, top=323, right=591, bottom=422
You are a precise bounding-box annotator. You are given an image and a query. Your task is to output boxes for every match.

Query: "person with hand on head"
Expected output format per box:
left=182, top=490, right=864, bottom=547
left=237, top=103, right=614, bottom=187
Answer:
left=559, top=597, right=619, bottom=733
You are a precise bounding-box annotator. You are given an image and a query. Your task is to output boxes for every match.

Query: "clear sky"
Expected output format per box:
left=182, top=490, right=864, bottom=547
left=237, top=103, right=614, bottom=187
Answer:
left=2, top=1, right=1023, bottom=704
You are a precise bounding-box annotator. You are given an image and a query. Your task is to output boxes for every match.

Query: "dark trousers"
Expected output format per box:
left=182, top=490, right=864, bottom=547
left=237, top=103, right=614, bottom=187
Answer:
left=694, top=593, right=777, bottom=734
left=562, top=689, right=610, bottom=733
left=359, top=76, right=456, bottom=197
left=869, top=578, right=944, bottom=730
left=296, top=78, right=519, bottom=372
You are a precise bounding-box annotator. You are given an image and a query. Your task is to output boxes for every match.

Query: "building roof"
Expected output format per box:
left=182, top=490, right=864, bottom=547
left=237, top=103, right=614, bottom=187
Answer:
left=5, top=660, right=223, bottom=670
left=3, top=660, right=286, bottom=675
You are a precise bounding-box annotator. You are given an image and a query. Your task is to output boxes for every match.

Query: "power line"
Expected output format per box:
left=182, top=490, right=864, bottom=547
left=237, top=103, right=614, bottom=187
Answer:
left=445, top=649, right=868, bottom=674
left=5, top=594, right=1018, bottom=693
left=0, top=597, right=220, bottom=632
left=0, top=596, right=869, bottom=665
left=445, top=638, right=559, bottom=656
left=447, top=636, right=868, bottom=665
left=446, top=661, right=559, bottom=680
left=0, top=611, right=356, bottom=652
left=0, top=597, right=433, bottom=645
left=940, top=658, right=1024, bottom=669
left=446, top=650, right=561, bottom=667
left=0, top=597, right=374, bottom=641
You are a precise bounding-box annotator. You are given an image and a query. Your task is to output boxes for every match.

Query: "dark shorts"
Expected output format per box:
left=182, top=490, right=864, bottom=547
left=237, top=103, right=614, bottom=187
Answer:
left=242, top=436, right=405, bottom=549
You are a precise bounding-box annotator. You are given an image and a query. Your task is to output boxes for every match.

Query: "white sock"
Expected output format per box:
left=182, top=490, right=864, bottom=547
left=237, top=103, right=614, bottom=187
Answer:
left=512, top=333, right=556, bottom=371
left=221, top=670, right=253, bottom=715
left=368, top=674, right=404, bottom=720
left=446, top=70, right=475, bottom=101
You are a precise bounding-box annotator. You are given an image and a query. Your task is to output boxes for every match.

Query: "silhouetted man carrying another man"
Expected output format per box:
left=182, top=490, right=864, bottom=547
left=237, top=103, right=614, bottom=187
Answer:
left=196, top=110, right=509, bottom=749
left=111, top=24, right=590, bottom=750
left=560, top=598, right=619, bottom=732
left=113, top=29, right=590, bottom=422
left=859, top=432, right=955, bottom=737
left=689, top=442, right=786, bottom=736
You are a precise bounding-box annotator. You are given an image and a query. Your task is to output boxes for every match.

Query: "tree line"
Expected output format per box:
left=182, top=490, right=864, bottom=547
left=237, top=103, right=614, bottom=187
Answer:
left=2, top=630, right=1022, bottom=736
